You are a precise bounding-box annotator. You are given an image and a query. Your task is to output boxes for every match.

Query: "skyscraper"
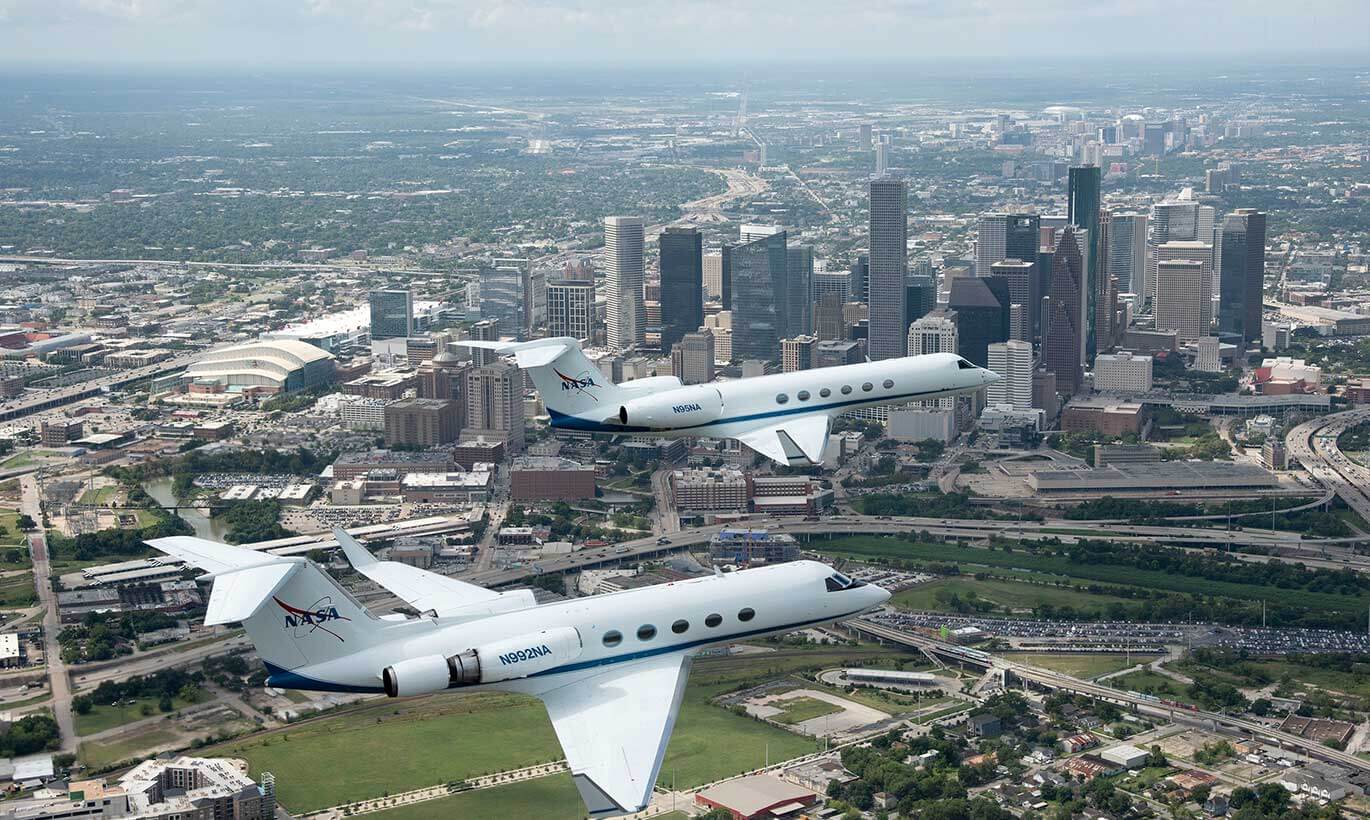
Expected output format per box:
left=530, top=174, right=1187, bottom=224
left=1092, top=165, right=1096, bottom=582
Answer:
left=987, top=340, right=1033, bottom=410
left=671, top=330, right=715, bottom=385
left=867, top=177, right=908, bottom=361
left=727, top=231, right=789, bottom=363
left=1042, top=228, right=1085, bottom=395
left=658, top=227, right=703, bottom=353
left=604, top=216, right=645, bottom=352
left=812, top=269, right=852, bottom=305
left=785, top=244, right=814, bottom=338
left=546, top=279, right=596, bottom=342
left=780, top=335, right=818, bottom=373
left=1154, top=259, right=1211, bottom=343
left=1107, top=212, right=1147, bottom=295
left=463, top=360, right=525, bottom=454
left=850, top=255, right=869, bottom=303
left=369, top=289, right=413, bottom=340
left=986, top=259, right=1038, bottom=344
left=478, top=266, right=525, bottom=341
left=1067, top=165, right=1101, bottom=357
left=905, top=275, right=937, bottom=327
left=1218, top=209, right=1267, bottom=343
left=703, top=252, right=730, bottom=307
left=975, top=213, right=1039, bottom=275
left=948, top=277, right=1010, bottom=368
left=908, top=308, right=958, bottom=356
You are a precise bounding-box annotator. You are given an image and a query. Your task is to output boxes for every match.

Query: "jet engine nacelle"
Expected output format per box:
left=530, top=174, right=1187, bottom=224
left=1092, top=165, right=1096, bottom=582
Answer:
left=618, top=386, right=724, bottom=428
left=382, top=627, right=583, bottom=697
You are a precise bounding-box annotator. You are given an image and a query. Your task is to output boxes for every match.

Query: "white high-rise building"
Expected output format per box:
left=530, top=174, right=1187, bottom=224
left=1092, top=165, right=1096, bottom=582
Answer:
left=1195, top=336, right=1222, bottom=373
left=547, top=279, right=596, bottom=342
left=1154, top=259, right=1211, bottom=343
left=1106, top=212, right=1147, bottom=296
left=1093, top=351, right=1154, bottom=393
left=604, top=216, right=645, bottom=352
left=987, top=340, right=1032, bottom=410
left=740, top=223, right=786, bottom=243
left=908, top=309, right=958, bottom=411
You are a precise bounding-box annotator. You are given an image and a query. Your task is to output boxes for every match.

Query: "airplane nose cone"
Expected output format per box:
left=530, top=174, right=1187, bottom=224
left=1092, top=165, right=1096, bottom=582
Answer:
left=981, top=369, right=1000, bottom=384
left=869, top=584, right=892, bottom=609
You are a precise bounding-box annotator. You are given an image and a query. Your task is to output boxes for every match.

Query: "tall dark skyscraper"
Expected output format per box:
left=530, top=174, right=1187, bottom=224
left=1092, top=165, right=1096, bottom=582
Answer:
left=948, top=277, right=1010, bottom=368
left=785, top=244, right=814, bottom=337
left=850, top=255, right=869, bottom=303
left=1042, top=228, right=1085, bottom=395
left=1068, top=164, right=1101, bottom=357
left=867, top=177, right=908, bottom=360
left=987, top=259, right=1038, bottom=343
left=905, top=275, right=936, bottom=326
left=1218, top=209, right=1267, bottom=344
left=658, top=227, right=703, bottom=352
left=728, top=231, right=789, bottom=362
left=369, top=288, right=413, bottom=340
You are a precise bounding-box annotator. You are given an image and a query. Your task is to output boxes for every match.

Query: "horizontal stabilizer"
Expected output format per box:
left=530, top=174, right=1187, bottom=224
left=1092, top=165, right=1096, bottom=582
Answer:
left=204, top=562, right=300, bottom=626
left=455, top=337, right=575, bottom=368
left=333, top=528, right=502, bottom=615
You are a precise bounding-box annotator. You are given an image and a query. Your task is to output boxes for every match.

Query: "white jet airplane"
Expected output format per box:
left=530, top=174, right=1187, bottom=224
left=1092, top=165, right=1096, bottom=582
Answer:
left=459, top=337, right=998, bottom=465
left=147, top=530, right=890, bottom=817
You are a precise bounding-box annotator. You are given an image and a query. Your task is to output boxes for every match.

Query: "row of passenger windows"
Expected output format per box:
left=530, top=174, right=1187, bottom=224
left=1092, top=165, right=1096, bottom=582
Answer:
left=776, top=379, right=895, bottom=405
left=601, top=608, right=755, bottom=647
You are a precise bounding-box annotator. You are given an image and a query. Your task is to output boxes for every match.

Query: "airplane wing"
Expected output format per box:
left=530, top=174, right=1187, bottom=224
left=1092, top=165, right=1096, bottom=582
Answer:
left=735, top=413, right=831, bottom=465
left=333, top=529, right=499, bottom=613
left=539, top=653, right=691, bottom=817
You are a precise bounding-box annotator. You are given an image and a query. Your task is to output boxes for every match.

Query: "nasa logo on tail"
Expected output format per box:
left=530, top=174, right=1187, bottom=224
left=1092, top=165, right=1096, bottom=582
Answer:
left=275, top=596, right=351, bottom=642
left=554, top=368, right=600, bottom=401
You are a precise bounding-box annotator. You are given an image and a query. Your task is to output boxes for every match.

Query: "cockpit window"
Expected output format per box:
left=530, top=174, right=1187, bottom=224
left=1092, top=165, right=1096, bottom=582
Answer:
left=957, top=358, right=977, bottom=370
left=825, top=572, right=867, bottom=592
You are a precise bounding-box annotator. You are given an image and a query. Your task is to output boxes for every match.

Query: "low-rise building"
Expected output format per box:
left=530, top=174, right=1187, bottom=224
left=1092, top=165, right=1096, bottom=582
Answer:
left=708, top=529, right=800, bottom=565
left=672, top=467, right=749, bottom=514
left=510, top=456, right=596, bottom=502
left=400, top=470, right=492, bottom=504
left=694, top=774, right=817, bottom=820
left=1060, top=399, right=1146, bottom=436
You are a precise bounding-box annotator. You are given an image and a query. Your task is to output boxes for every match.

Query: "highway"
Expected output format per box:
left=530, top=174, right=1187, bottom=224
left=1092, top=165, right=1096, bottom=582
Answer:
left=21, top=475, right=76, bottom=752
left=1285, top=408, right=1370, bottom=527
left=0, top=352, right=200, bottom=422
left=849, top=619, right=1370, bottom=775
left=460, top=512, right=1370, bottom=588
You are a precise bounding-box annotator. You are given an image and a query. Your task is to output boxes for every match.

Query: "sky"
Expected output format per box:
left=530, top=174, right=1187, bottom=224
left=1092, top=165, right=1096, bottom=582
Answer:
left=0, top=0, right=1368, bottom=66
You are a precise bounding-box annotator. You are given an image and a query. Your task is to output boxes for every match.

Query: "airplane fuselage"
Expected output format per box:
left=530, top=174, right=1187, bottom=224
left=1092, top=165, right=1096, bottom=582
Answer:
left=549, top=352, right=996, bottom=439
left=266, top=560, right=888, bottom=695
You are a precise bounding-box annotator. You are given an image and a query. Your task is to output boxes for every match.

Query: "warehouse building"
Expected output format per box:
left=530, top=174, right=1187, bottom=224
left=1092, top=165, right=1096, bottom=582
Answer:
left=1028, top=461, right=1279, bottom=494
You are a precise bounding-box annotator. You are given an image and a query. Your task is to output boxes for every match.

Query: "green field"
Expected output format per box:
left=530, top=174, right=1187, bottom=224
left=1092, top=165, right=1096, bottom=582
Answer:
left=1186, top=658, right=1370, bottom=700
left=369, top=776, right=592, bottom=820
left=819, top=535, right=1370, bottom=615
left=80, top=729, right=181, bottom=770
left=770, top=695, right=843, bottom=725
left=0, top=511, right=27, bottom=546
left=1011, top=653, right=1142, bottom=680
left=77, top=486, right=122, bottom=506
left=1106, top=670, right=1191, bottom=703
left=0, top=571, right=36, bottom=608
left=892, top=577, right=1135, bottom=616
left=0, top=453, right=36, bottom=470
left=214, top=647, right=899, bottom=813
left=213, top=694, right=562, bottom=813
left=75, top=695, right=197, bottom=736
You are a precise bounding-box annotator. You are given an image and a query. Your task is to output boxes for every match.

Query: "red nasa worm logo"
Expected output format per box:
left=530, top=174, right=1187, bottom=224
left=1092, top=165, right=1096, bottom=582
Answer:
left=554, top=368, right=599, bottom=401
left=275, top=596, right=350, bottom=642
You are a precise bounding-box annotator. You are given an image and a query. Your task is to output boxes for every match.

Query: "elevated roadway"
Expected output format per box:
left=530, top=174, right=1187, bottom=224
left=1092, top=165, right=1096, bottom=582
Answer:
left=849, top=619, right=1370, bottom=774
left=1286, top=408, right=1370, bottom=528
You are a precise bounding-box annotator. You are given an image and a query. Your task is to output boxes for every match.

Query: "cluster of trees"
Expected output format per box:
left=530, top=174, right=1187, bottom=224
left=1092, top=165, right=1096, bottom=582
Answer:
left=855, top=492, right=1036, bottom=522
left=48, top=513, right=190, bottom=561
left=58, top=611, right=179, bottom=663
left=0, top=714, right=60, bottom=757
left=74, top=668, right=205, bottom=715
left=215, top=499, right=293, bottom=544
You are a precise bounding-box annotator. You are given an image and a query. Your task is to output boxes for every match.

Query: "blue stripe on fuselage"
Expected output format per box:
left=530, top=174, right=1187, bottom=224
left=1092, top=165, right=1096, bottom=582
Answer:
left=260, top=606, right=872, bottom=693
left=549, top=385, right=952, bottom=434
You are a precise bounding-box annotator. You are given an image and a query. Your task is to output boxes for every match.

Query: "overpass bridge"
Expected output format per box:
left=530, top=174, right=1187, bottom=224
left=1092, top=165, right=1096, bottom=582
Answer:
left=849, top=619, right=1370, bottom=775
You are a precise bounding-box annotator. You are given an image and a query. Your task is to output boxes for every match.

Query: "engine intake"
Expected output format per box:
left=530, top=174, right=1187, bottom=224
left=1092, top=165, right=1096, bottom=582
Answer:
left=382, top=627, right=583, bottom=697
left=617, top=386, right=724, bottom=428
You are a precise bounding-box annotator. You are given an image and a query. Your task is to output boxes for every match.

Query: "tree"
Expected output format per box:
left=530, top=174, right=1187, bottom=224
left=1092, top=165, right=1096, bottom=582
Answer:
left=1146, top=744, right=1168, bottom=768
left=16, top=514, right=36, bottom=531
left=73, top=695, right=93, bottom=715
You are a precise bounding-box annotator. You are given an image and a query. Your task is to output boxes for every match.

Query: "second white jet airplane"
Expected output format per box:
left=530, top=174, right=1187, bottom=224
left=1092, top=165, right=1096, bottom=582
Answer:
left=147, top=531, right=890, bottom=817
left=459, top=337, right=998, bottom=465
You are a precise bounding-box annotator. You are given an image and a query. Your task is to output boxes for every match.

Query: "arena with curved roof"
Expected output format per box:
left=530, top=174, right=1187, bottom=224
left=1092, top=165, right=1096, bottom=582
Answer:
left=185, top=340, right=336, bottom=393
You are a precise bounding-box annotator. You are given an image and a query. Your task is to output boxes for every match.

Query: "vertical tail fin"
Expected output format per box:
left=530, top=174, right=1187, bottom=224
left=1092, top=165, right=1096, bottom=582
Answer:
left=147, top=536, right=387, bottom=672
left=456, top=337, right=624, bottom=418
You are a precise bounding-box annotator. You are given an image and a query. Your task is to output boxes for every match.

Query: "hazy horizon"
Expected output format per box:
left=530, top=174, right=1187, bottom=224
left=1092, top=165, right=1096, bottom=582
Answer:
left=2, top=0, right=1368, bottom=67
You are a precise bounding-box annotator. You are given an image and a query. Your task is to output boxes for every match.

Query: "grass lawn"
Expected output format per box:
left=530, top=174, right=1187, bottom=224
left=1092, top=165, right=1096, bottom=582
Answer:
left=770, top=695, right=843, bottom=725
left=0, top=571, right=36, bottom=608
left=212, top=694, right=564, bottom=814
left=0, top=453, right=35, bottom=470
left=369, top=776, right=588, bottom=820
left=77, top=486, right=122, bottom=506
left=1188, top=658, right=1370, bottom=700
left=820, top=535, right=1370, bottom=616
left=75, top=696, right=197, bottom=736
left=892, top=577, right=1135, bottom=616
left=0, top=511, right=27, bottom=546
left=1105, top=670, right=1192, bottom=703
left=1011, top=653, right=1144, bottom=680
left=80, top=729, right=181, bottom=770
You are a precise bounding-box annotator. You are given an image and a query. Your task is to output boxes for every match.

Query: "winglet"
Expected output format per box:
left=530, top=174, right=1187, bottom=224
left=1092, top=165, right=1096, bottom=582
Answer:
left=333, top=528, right=376, bottom=568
